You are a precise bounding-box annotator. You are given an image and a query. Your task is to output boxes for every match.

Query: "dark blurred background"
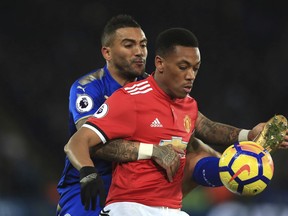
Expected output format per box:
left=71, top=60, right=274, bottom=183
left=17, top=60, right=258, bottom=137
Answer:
left=1, top=0, right=288, bottom=215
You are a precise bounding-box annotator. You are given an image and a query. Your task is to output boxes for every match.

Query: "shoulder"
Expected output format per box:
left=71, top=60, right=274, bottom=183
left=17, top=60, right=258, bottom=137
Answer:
left=71, top=68, right=106, bottom=88
left=122, top=78, right=152, bottom=96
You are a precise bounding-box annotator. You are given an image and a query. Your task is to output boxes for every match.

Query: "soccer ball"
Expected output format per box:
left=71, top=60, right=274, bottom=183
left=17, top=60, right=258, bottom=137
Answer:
left=219, top=141, right=274, bottom=196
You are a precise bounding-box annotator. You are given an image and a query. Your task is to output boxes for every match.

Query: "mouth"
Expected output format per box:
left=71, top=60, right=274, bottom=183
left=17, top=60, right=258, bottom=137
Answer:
left=183, top=85, right=192, bottom=94
left=133, top=58, right=145, bottom=66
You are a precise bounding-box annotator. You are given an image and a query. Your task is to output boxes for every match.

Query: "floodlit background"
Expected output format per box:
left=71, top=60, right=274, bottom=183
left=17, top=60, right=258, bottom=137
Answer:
left=1, top=0, right=288, bottom=215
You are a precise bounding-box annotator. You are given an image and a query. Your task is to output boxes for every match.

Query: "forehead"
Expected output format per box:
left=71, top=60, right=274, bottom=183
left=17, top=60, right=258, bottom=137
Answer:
left=114, top=27, right=147, bottom=43
left=167, top=46, right=200, bottom=64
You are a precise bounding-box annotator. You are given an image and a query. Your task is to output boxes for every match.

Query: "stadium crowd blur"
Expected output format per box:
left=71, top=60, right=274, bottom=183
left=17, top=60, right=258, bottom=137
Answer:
left=1, top=0, right=288, bottom=215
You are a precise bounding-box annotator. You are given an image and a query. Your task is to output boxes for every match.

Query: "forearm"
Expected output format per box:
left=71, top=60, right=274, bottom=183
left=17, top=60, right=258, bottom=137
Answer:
left=92, top=139, right=174, bottom=162
left=91, top=139, right=140, bottom=162
left=195, top=112, right=241, bottom=145
left=65, top=136, right=94, bottom=170
left=65, top=126, right=102, bottom=170
left=91, top=139, right=179, bottom=182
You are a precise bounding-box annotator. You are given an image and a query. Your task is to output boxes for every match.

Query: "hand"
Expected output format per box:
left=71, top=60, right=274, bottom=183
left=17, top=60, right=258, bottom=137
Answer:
left=248, top=122, right=265, bottom=141
left=252, top=115, right=288, bottom=152
left=280, top=130, right=288, bottom=149
left=151, top=144, right=182, bottom=182
left=79, top=166, right=106, bottom=210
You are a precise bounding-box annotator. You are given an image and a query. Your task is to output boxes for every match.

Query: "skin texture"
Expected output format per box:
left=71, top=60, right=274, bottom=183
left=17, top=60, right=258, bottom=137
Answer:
left=101, top=27, right=147, bottom=86
left=153, top=46, right=200, bottom=99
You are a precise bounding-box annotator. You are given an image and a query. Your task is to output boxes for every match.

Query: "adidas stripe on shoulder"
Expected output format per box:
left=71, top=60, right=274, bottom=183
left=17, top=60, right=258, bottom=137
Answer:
left=124, top=81, right=152, bottom=95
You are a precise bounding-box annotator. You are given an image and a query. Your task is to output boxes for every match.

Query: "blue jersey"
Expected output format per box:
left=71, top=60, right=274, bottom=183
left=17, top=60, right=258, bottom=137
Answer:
left=57, top=65, right=147, bottom=216
left=57, top=66, right=121, bottom=215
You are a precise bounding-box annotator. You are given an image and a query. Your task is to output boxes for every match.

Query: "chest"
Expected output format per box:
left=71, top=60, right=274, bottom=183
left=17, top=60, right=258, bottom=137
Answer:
left=132, top=96, right=197, bottom=144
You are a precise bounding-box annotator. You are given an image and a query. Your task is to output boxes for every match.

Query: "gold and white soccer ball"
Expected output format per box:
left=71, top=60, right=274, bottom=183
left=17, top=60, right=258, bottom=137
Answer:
left=219, top=141, right=274, bottom=196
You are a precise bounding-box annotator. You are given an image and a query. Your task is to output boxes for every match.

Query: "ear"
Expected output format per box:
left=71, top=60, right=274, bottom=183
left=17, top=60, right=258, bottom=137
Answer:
left=101, top=47, right=112, bottom=61
left=155, top=55, right=164, bottom=73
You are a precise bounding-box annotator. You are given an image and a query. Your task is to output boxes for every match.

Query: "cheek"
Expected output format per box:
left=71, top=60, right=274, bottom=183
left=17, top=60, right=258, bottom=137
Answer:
left=111, top=48, right=130, bottom=59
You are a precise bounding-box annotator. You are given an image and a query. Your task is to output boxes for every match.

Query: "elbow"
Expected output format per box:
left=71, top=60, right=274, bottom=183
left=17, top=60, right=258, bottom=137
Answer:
left=64, top=141, right=71, bottom=156
left=64, top=143, right=68, bottom=154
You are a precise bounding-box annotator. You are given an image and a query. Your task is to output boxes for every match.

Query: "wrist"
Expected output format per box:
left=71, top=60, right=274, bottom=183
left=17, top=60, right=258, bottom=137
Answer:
left=238, top=129, right=250, bottom=141
left=79, top=166, right=97, bottom=180
left=137, top=143, right=153, bottom=160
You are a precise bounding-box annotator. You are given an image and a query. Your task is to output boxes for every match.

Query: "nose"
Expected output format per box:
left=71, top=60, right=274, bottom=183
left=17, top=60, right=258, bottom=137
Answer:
left=186, top=68, right=196, bottom=80
left=135, top=45, right=145, bottom=56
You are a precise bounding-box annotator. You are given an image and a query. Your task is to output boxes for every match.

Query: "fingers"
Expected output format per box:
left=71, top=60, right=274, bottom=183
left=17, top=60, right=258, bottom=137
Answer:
left=84, top=192, right=90, bottom=210
left=166, top=166, right=173, bottom=182
left=91, top=196, right=96, bottom=210
left=167, top=154, right=181, bottom=182
left=99, top=187, right=107, bottom=208
left=152, top=144, right=181, bottom=182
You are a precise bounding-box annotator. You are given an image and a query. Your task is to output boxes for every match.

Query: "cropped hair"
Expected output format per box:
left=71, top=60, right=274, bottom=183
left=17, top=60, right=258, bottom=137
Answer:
left=101, top=14, right=141, bottom=46
left=155, top=28, right=199, bottom=57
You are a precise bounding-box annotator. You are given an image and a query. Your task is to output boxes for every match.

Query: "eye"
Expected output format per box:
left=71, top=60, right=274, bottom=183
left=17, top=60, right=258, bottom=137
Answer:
left=179, top=65, right=188, bottom=70
left=193, top=67, right=199, bottom=74
left=124, top=43, right=133, bottom=48
left=140, top=43, right=147, bottom=48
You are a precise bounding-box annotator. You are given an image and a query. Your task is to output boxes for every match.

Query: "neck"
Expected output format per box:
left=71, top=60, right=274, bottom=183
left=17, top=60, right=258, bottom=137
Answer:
left=107, top=65, right=137, bottom=86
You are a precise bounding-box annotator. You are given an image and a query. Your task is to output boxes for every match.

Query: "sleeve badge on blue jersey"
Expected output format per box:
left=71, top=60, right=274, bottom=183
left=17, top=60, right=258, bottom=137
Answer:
left=76, top=94, right=94, bottom=113
left=93, top=103, right=108, bottom=118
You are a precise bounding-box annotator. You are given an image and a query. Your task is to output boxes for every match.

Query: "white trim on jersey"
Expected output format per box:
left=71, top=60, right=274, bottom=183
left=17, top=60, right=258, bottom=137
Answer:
left=124, top=81, right=148, bottom=90
left=82, top=124, right=107, bottom=143
left=124, top=81, right=153, bottom=95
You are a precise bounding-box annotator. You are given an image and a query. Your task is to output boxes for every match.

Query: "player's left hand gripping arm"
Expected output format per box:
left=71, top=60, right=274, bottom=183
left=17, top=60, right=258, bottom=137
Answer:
left=64, top=126, right=106, bottom=210
left=195, top=111, right=265, bottom=146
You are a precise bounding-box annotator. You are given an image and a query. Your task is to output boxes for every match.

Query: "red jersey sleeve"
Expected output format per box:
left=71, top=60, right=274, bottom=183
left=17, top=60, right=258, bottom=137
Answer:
left=85, top=89, right=136, bottom=142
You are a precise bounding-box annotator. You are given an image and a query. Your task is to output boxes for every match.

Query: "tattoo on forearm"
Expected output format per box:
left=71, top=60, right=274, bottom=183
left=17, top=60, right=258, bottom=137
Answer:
left=196, top=113, right=240, bottom=145
left=90, top=139, right=139, bottom=162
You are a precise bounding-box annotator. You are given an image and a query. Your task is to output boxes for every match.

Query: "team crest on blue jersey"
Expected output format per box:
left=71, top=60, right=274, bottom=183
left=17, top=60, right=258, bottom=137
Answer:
left=76, top=94, right=93, bottom=113
left=94, top=103, right=108, bottom=118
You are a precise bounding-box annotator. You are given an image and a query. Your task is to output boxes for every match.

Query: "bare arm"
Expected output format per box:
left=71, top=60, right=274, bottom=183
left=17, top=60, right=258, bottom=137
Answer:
left=90, top=139, right=139, bottom=162
left=90, top=139, right=180, bottom=182
left=73, top=117, right=180, bottom=180
left=64, top=126, right=102, bottom=170
left=195, top=111, right=263, bottom=145
left=195, top=112, right=240, bottom=145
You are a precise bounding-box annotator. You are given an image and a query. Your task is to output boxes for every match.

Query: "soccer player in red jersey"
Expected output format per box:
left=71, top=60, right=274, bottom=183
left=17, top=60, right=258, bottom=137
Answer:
left=63, top=27, right=285, bottom=215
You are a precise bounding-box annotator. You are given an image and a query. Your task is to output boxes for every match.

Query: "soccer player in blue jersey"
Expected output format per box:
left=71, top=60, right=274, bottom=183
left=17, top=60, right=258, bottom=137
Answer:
left=56, top=14, right=149, bottom=216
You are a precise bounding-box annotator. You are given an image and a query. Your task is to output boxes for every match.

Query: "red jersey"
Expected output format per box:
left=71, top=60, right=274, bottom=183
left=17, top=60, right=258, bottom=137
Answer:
left=84, top=75, right=198, bottom=208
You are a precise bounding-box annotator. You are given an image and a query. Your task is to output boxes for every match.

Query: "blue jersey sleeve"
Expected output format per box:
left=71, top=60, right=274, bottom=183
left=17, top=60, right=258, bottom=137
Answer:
left=68, top=67, right=122, bottom=135
left=69, top=80, right=105, bottom=124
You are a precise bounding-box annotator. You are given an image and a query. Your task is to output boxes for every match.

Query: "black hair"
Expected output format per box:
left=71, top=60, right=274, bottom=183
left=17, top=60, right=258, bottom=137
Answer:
left=155, top=28, right=199, bottom=57
left=101, top=14, right=141, bottom=46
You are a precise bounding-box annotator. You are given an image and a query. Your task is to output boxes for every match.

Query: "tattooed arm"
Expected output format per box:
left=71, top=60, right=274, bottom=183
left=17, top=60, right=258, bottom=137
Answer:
left=91, top=139, right=180, bottom=181
left=195, top=111, right=263, bottom=146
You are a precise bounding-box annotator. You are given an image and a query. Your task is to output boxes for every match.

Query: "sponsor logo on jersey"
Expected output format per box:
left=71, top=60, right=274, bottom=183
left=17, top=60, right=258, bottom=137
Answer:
left=94, top=103, right=108, bottom=118
left=160, top=136, right=188, bottom=151
left=77, top=85, right=86, bottom=92
left=76, top=94, right=93, bottom=113
left=150, top=118, right=163, bottom=127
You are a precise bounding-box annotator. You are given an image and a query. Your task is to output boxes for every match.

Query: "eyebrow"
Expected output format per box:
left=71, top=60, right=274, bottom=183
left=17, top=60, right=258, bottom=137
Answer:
left=122, top=38, right=148, bottom=43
